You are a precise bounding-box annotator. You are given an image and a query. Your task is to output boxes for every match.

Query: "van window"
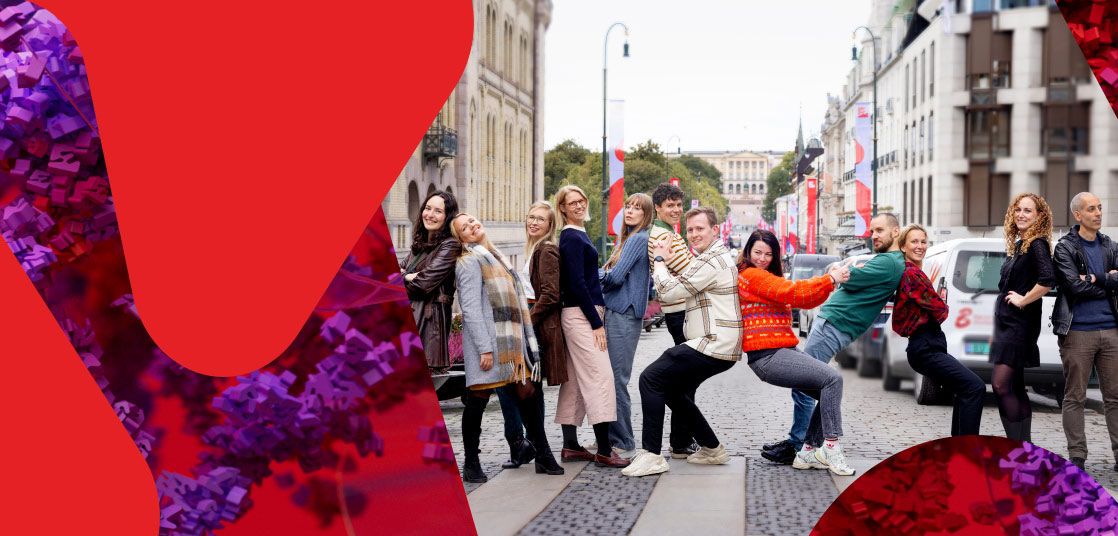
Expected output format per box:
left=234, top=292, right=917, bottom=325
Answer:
left=953, top=251, right=1005, bottom=293
left=792, top=266, right=826, bottom=280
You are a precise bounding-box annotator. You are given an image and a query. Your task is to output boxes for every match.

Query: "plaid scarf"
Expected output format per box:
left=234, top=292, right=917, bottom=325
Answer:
left=464, top=244, right=540, bottom=383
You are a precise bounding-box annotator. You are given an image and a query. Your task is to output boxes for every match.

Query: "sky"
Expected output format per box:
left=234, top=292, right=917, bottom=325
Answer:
left=543, top=0, right=875, bottom=154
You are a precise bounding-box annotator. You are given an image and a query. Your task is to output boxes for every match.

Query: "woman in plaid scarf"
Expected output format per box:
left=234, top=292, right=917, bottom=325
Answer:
left=450, top=213, right=564, bottom=483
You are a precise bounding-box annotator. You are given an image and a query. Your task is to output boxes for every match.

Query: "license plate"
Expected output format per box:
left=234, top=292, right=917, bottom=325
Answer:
left=965, top=341, right=990, bottom=355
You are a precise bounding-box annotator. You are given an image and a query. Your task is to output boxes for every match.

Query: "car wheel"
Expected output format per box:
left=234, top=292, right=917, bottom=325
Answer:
left=913, top=372, right=940, bottom=405
left=882, top=347, right=901, bottom=392
left=835, top=350, right=855, bottom=369
left=856, top=353, right=880, bottom=378
left=1034, top=382, right=1065, bottom=408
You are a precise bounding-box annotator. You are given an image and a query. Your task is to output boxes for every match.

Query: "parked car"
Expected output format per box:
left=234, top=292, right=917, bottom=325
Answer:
left=879, top=238, right=1075, bottom=405
left=815, top=254, right=892, bottom=377
left=787, top=254, right=840, bottom=334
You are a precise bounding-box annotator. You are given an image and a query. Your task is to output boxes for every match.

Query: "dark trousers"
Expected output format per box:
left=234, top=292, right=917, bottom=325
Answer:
left=907, top=324, right=985, bottom=436
left=664, top=310, right=698, bottom=449
left=638, top=344, right=735, bottom=454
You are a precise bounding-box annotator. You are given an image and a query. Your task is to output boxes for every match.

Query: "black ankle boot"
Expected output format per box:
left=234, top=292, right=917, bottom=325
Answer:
left=463, top=456, right=487, bottom=483
left=535, top=446, right=565, bottom=475
left=462, top=394, right=489, bottom=483
left=501, top=435, right=536, bottom=469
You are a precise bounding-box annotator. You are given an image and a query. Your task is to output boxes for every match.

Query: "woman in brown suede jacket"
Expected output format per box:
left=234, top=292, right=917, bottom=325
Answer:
left=401, top=190, right=460, bottom=370
left=525, top=201, right=568, bottom=385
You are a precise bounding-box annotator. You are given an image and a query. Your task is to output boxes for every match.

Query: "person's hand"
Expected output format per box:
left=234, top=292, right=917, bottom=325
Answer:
left=593, top=327, right=607, bottom=351
left=854, top=263, right=866, bottom=269
left=1080, top=274, right=1088, bottom=281
left=828, top=266, right=850, bottom=284
left=652, top=238, right=672, bottom=260
left=404, top=273, right=418, bottom=282
left=1005, top=291, right=1026, bottom=309
left=480, top=352, right=493, bottom=371
left=1109, top=270, right=1117, bottom=274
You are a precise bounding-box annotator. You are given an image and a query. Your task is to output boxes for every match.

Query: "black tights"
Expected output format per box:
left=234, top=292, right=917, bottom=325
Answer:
left=561, top=423, right=612, bottom=457
left=991, top=364, right=1030, bottom=422
left=463, top=381, right=550, bottom=461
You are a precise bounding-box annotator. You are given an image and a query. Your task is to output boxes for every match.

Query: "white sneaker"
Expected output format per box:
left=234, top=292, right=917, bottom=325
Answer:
left=792, top=448, right=827, bottom=470
left=622, top=450, right=670, bottom=477
left=815, top=444, right=855, bottom=476
left=686, top=444, right=731, bottom=465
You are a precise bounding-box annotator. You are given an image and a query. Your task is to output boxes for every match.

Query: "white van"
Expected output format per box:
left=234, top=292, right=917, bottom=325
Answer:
left=880, top=238, right=1066, bottom=405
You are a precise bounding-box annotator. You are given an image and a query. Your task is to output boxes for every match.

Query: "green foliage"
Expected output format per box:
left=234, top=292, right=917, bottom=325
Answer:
left=544, top=139, right=591, bottom=199
left=629, top=140, right=665, bottom=168
left=623, top=158, right=666, bottom=199
left=676, top=154, right=722, bottom=192
left=761, top=151, right=796, bottom=222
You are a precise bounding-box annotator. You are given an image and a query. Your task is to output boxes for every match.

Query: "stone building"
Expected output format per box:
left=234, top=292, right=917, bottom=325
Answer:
left=676, top=150, right=783, bottom=233
left=824, top=0, right=1117, bottom=251
left=383, top=0, right=552, bottom=268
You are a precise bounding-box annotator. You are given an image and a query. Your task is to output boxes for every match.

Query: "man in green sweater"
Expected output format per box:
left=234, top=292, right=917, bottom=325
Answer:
left=762, top=213, right=906, bottom=465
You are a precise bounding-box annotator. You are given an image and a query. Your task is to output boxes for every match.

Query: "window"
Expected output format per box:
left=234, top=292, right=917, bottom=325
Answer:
left=919, top=117, right=925, bottom=164
left=904, top=126, right=909, bottom=168
left=1042, top=103, right=1090, bottom=156
left=760, top=184, right=764, bottom=193
left=927, top=176, right=933, bottom=225
left=903, top=182, right=908, bottom=222
left=918, top=177, right=924, bottom=224
left=912, top=62, right=917, bottom=108
left=930, top=43, right=935, bottom=97
left=905, top=64, right=909, bottom=112
left=921, top=50, right=926, bottom=104
left=928, top=113, right=934, bottom=160
left=966, top=108, right=1011, bottom=158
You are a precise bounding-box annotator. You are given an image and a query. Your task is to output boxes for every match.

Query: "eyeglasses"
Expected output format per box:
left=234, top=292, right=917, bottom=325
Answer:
left=564, top=198, right=587, bottom=208
left=526, top=215, right=547, bottom=224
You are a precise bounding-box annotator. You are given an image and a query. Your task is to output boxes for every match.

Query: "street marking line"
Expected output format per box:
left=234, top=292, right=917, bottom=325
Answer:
left=630, top=457, right=746, bottom=536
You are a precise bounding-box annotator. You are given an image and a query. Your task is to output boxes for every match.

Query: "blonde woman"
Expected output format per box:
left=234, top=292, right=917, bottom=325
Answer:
left=991, top=193, right=1056, bottom=442
left=599, top=193, right=653, bottom=455
left=553, top=185, right=628, bottom=467
left=494, top=201, right=568, bottom=470
left=450, top=213, right=563, bottom=482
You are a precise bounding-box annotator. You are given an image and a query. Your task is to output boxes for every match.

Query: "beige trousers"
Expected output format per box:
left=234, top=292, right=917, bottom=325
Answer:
left=555, top=306, right=617, bottom=426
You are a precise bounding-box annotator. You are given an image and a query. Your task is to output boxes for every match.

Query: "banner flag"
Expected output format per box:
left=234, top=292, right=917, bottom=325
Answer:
left=669, top=177, right=680, bottom=234
left=608, top=99, right=625, bottom=236
left=807, top=176, right=817, bottom=254
left=854, top=102, right=873, bottom=237
left=789, top=196, right=798, bottom=254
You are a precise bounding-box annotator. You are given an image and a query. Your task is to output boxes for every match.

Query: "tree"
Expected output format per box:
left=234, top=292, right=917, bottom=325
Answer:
left=623, top=158, right=665, bottom=199
left=761, top=151, right=796, bottom=222
left=676, top=154, right=722, bottom=192
left=628, top=140, right=665, bottom=169
left=543, top=139, right=591, bottom=199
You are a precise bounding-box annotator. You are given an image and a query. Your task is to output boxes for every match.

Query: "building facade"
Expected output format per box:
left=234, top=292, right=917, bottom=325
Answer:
left=677, top=150, right=782, bottom=233
left=384, top=0, right=553, bottom=268
left=817, top=0, right=1117, bottom=254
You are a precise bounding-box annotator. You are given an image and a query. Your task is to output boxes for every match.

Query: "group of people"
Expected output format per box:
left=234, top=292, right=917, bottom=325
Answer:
left=402, top=182, right=1118, bottom=483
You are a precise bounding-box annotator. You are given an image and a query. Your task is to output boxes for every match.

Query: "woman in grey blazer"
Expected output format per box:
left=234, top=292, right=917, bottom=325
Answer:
left=450, top=213, right=564, bottom=483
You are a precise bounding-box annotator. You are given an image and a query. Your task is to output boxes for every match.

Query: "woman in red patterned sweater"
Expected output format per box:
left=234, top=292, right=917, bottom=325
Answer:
left=737, top=230, right=856, bottom=476
left=892, top=224, right=985, bottom=436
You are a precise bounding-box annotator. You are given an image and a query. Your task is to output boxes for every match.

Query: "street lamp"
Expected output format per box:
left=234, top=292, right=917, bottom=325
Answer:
left=852, top=26, right=878, bottom=219
left=665, top=134, right=680, bottom=180
left=601, top=22, right=630, bottom=260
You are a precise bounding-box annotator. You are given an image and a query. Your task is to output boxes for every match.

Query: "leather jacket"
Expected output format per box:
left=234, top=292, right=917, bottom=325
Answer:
left=1052, top=226, right=1118, bottom=336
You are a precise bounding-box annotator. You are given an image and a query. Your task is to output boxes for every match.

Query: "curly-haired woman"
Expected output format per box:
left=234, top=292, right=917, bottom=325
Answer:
left=991, top=193, right=1056, bottom=442
left=401, top=190, right=460, bottom=371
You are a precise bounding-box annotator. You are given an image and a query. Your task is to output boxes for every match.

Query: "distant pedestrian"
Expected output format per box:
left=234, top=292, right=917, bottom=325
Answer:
left=1052, top=192, right=1118, bottom=470
left=892, top=224, right=985, bottom=436
left=991, top=193, right=1055, bottom=443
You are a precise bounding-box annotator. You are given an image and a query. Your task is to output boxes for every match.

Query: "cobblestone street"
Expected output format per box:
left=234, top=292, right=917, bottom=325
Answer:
left=441, top=326, right=1118, bottom=534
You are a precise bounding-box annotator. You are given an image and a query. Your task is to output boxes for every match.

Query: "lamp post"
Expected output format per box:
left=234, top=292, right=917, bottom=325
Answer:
left=664, top=135, right=680, bottom=180
left=601, top=22, right=630, bottom=260
left=852, top=26, right=878, bottom=218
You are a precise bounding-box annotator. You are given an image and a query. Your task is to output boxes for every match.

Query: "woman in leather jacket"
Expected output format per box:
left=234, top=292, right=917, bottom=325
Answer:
left=401, top=190, right=460, bottom=371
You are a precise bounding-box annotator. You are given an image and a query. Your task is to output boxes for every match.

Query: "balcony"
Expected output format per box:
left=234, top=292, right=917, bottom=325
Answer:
left=423, top=125, right=458, bottom=159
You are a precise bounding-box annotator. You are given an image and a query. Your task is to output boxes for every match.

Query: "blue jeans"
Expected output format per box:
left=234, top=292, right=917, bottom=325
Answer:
left=605, top=307, right=643, bottom=450
left=787, top=317, right=853, bottom=448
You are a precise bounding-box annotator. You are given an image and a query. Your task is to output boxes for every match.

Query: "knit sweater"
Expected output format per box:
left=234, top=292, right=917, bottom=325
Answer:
left=738, top=267, right=835, bottom=356
left=559, top=225, right=606, bottom=329
left=648, top=220, right=693, bottom=313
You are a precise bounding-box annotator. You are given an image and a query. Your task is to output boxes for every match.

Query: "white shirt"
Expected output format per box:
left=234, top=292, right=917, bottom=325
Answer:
left=520, top=258, right=535, bottom=300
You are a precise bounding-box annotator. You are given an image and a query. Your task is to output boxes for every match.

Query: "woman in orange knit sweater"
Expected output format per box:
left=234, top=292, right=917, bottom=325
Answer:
left=737, top=230, right=855, bottom=476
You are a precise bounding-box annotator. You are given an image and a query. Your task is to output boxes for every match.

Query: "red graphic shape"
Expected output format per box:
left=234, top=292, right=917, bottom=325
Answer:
left=40, top=0, right=474, bottom=376
left=957, top=307, right=973, bottom=328
left=614, top=146, right=625, bottom=162
left=854, top=139, right=864, bottom=164
left=0, top=239, right=158, bottom=535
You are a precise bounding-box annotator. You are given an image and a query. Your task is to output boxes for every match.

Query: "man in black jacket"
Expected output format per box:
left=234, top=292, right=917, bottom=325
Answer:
left=1052, top=192, right=1118, bottom=471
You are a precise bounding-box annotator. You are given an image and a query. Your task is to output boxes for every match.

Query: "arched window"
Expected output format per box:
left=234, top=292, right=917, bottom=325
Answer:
left=407, top=181, right=420, bottom=222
